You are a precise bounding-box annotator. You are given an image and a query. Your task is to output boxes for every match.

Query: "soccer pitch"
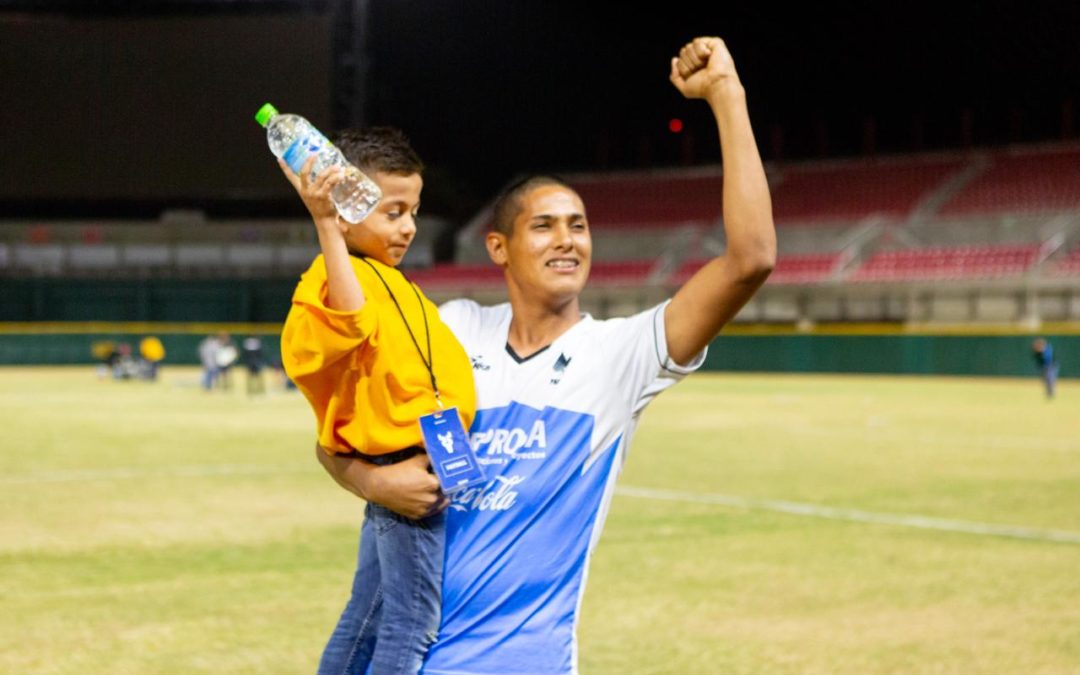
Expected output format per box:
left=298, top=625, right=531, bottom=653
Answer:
left=2, top=368, right=1077, bottom=674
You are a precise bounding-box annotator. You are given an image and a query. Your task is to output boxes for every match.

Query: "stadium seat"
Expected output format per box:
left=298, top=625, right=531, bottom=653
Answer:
left=673, top=252, right=844, bottom=286
left=770, top=158, right=966, bottom=223
left=14, top=244, right=65, bottom=275
left=940, top=146, right=1080, bottom=215
left=68, top=244, right=120, bottom=272
left=850, top=243, right=1040, bottom=281
left=175, top=244, right=226, bottom=270
left=121, top=244, right=171, bottom=269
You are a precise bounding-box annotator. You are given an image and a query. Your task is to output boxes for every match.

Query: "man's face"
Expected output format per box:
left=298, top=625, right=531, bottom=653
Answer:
left=345, top=171, right=423, bottom=267
left=489, top=184, right=592, bottom=306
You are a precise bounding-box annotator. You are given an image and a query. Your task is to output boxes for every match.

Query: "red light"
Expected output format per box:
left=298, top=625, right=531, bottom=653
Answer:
left=669, top=118, right=684, bottom=133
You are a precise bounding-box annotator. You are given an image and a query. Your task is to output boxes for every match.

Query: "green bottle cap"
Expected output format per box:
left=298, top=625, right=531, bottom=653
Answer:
left=254, top=103, right=278, bottom=127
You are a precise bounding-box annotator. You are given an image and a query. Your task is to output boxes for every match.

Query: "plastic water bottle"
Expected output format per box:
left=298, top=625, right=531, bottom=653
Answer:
left=255, top=103, right=382, bottom=224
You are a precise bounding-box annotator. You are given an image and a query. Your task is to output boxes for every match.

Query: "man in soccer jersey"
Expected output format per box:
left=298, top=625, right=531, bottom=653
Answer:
left=317, top=37, right=775, bottom=674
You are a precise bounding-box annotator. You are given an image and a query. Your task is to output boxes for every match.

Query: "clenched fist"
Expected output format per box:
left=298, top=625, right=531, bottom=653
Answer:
left=669, top=37, right=742, bottom=101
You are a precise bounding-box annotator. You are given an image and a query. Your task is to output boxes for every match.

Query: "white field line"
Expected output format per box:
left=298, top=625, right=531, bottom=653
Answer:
left=616, top=485, right=1080, bottom=545
left=0, top=463, right=311, bottom=484
left=5, top=463, right=1078, bottom=545
left=790, top=424, right=1080, bottom=453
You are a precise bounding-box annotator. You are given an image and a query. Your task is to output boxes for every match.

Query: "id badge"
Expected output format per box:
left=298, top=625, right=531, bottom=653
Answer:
left=418, top=406, right=486, bottom=494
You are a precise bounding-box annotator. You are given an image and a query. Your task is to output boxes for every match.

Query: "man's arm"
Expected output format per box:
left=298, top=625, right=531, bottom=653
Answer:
left=665, top=37, right=776, bottom=365
left=315, top=444, right=449, bottom=520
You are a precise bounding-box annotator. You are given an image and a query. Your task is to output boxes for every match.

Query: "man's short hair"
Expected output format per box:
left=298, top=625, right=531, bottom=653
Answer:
left=332, top=127, right=424, bottom=177
left=490, top=175, right=577, bottom=237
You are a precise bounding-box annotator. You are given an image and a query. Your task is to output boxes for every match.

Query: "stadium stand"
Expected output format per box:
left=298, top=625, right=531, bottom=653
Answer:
left=939, top=146, right=1080, bottom=216
left=567, top=171, right=724, bottom=229
left=1046, top=244, right=1080, bottom=276
left=850, top=243, right=1042, bottom=282
left=586, top=260, right=659, bottom=286
left=403, top=263, right=505, bottom=291
left=674, top=251, right=846, bottom=286
left=3, top=143, right=1079, bottom=322
left=769, top=157, right=968, bottom=223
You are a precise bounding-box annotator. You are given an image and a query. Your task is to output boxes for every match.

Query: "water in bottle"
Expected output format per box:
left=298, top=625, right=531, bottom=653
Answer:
left=255, top=103, right=382, bottom=224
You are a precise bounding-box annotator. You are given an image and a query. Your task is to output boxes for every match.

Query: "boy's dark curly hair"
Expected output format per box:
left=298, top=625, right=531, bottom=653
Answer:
left=332, top=127, right=424, bottom=176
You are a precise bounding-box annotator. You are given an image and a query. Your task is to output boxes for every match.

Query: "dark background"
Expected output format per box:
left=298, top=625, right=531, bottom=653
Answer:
left=2, top=0, right=1078, bottom=221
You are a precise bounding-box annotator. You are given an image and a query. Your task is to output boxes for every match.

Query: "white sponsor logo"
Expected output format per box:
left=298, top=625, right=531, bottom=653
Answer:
left=470, top=420, right=547, bottom=458
left=450, top=475, right=525, bottom=512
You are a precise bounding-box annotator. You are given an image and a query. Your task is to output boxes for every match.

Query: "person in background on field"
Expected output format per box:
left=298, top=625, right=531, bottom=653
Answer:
left=241, top=336, right=266, bottom=396
left=139, top=335, right=166, bottom=381
left=1032, top=338, right=1059, bottom=399
left=94, top=340, right=117, bottom=380
left=112, top=343, right=139, bottom=380
left=198, top=334, right=221, bottom=391
left=215, top=332, right=238, bottom=391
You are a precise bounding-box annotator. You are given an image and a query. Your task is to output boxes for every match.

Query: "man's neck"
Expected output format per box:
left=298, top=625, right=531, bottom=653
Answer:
left=506, top=295, right=582, bottom=358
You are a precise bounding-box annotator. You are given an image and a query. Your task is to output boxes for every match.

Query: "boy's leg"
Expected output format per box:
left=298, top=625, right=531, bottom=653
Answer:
left=318, top=504, right=384, bottom=675
left=369, top=505, right=446, bottom=675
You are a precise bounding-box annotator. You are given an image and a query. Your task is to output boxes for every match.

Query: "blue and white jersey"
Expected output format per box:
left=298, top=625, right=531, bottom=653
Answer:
left=422, top=299, right=705, bottom=675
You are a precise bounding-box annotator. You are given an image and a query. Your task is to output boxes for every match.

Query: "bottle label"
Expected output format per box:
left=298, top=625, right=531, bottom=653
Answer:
left=283, top=131, right=330, bottom=175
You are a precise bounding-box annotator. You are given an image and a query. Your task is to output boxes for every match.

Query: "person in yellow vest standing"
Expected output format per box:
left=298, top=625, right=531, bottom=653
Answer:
left=138, top=335, right=165, bottom=381
left=278, top=128, right=477, bottom=674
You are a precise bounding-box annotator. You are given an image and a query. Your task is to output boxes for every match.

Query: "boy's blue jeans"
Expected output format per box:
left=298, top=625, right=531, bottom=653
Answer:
left=318, top=457, right=445, bottom=675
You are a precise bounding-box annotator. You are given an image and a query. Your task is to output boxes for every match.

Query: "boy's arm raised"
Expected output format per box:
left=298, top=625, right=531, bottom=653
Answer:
left=279, top=156, right=365, bottom=312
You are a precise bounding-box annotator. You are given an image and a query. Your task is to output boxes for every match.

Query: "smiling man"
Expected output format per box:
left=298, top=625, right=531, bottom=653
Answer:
left=317, top=37, right=775, bottom=674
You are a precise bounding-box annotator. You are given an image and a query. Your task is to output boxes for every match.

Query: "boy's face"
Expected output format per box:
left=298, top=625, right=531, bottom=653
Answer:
left=345, top=171, right=423, bottom=267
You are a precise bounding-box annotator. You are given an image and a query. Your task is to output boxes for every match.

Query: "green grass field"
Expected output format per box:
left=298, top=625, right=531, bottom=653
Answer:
left=2, top=367, right=1078, bottom=674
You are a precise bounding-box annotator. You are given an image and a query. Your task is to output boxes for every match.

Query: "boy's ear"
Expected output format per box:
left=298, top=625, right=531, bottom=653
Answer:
left=486, top=232, right=509, bottom=266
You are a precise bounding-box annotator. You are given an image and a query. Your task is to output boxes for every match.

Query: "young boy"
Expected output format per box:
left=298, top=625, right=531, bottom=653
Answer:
left=278, top=128, right=477, bottom=674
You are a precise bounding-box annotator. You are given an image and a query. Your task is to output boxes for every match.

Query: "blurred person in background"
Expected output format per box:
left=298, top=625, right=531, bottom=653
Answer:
left=93, top=340, right=117, bottom=380
left=241, top=336, right=265, bottom=396
left=112, top=343, right=138, bottom=380
left=139, top=335, right=166, bottom=381
left=1032, top=338, right=1059, bottom=399
left=215, top=332, right=238, bottom=391
left=198, top=333, right=221, bottom=391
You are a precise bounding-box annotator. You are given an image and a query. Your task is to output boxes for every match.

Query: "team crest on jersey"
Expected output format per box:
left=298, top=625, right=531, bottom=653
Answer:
left=471, top=355, right=492, bottom=371
left=550, top=352, right=572, bottom=384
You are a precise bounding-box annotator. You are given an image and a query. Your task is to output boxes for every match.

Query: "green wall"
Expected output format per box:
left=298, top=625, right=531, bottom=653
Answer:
left=0, top=332, right=279, bottom=367
left=0, top=327, right=1072, bottom=377
left=705, top=334, right=1074, bottom=378
left=0, top=279, right=296, bottom=323
left=0, top=280, right=1073, bottom=374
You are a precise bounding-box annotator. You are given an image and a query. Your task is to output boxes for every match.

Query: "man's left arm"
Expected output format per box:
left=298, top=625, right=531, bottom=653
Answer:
left=665, top=37, right=776, bottom=365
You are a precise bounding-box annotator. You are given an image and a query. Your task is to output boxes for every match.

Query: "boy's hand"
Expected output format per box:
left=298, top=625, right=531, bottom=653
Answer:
left=278, top=155, right=347, bottom=234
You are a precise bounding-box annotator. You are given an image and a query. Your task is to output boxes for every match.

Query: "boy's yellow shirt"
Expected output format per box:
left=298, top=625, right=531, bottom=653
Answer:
left=281, top=254, right=477, bottom=455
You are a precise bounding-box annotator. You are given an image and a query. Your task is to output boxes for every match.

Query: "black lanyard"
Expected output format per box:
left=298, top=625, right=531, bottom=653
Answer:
left=358, top=257, right=442, bottom=406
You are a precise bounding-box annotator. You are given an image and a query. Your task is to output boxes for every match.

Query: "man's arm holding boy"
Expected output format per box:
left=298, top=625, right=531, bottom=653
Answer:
left=315, top=445, right=449, bottom=519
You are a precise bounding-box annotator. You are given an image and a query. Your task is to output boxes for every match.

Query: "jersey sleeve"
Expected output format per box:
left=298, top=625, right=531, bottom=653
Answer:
left=280, top=265, right=378, bottom=382
left=608, top=299, right=708, bottom=415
